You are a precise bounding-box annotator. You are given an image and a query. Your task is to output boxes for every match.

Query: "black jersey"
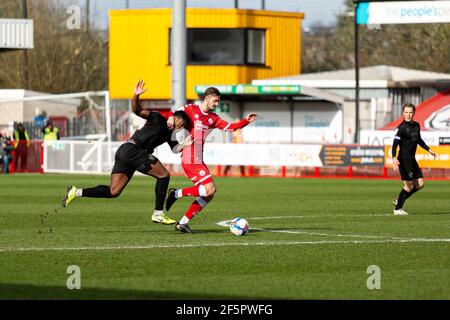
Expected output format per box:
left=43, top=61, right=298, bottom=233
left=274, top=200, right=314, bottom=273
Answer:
left=131, top=112, right=176, bottom=153
left=392, top=120, right=429, bottom=160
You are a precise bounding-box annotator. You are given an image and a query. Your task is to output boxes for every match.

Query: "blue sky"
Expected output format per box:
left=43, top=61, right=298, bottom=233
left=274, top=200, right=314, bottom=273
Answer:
left=79, top=0, right=345, bottom=29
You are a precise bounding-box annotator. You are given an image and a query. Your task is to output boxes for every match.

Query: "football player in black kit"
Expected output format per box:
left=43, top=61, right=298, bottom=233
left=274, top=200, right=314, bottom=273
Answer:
left=391, top=103, right=437, bottom=215
left=62, top=80, right=192, bottom=225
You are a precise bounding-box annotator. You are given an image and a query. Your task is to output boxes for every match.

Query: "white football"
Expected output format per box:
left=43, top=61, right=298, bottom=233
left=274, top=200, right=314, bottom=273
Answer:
left=230, top=217, right=249, bottom=236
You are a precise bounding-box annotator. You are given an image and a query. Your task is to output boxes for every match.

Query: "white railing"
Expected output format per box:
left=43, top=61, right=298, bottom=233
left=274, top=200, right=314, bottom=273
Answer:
left=43, top=140, right=324, bottom=174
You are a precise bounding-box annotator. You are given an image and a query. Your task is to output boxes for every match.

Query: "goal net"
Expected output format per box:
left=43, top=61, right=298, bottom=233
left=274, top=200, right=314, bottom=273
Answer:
left=0, top=91, right=131, bottom=173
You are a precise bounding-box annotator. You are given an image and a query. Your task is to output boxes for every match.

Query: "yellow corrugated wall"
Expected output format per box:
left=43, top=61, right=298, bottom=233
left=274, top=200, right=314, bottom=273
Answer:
left=109, top=8, right=303, bottom=100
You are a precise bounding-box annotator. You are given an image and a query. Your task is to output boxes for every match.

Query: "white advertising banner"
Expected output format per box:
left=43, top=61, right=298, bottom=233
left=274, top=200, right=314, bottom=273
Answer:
left=293, top=108, right=342, bottom=144
left=242, top=102, right=292, bottom=143
left=357, top=1, right=450, bottom=25
left=360, top=130, right=450, bottom=146
left=154, top=143, right=323, bottom=167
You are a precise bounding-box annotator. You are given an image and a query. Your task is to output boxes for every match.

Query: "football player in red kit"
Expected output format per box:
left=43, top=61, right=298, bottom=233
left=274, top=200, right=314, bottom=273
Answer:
left=165, top=87, right=257, bottom=233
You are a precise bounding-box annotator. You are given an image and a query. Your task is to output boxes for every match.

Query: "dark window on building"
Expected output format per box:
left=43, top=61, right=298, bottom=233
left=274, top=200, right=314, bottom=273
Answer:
left=169, top=28, right=266, bottom=65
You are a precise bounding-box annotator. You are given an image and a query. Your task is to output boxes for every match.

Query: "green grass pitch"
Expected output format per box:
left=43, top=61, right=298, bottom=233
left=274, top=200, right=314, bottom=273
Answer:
left=0, top=173, right=449, bottom=299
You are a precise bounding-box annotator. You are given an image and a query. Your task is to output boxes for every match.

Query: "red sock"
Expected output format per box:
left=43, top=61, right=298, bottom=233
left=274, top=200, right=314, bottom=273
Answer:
left=184, top=200, right=204, bottom=219
left=180, top=184, right=207, bottom=197
left=181, top=185, right=201, bottom=197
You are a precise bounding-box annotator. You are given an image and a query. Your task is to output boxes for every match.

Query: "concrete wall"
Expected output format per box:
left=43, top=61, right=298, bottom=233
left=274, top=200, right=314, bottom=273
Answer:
left=0, top=101, right=24, bottom=134
left=342, top=100, right=375, bottom=144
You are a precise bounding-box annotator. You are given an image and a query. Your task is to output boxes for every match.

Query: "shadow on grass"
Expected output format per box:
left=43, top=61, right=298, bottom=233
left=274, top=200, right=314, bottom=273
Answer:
left=0, top=283, right=280, bottom=300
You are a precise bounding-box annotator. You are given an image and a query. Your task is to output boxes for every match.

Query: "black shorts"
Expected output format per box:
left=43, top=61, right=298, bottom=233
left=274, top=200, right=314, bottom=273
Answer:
left=398, top=158, right=423, bottom=181
left=111, top=142, right=158, bottom=179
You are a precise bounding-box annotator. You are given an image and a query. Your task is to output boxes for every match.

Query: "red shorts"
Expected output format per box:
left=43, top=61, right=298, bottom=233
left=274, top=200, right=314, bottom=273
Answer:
left=182, top=162, right=214, bottom=186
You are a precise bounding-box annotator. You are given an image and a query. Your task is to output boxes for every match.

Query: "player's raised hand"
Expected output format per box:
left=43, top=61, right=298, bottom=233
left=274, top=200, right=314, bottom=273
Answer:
left=392, top=157, right=400, bottom=171
left=134, top=79, right=148, bottom=96
left=246, top=113, right=258, bottom=123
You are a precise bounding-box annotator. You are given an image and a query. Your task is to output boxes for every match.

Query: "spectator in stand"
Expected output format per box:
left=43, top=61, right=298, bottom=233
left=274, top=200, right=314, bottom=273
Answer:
left=34, top=109, right=48, bottom=129
left=42, top=120, right=60, bottom=141
left=0, top=133, right=14, bottom=174
left=13, top=123, right=30, bottom=172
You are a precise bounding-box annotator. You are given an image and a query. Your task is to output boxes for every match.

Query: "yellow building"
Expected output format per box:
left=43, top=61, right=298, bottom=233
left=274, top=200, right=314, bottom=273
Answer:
left=109, top=8, right=304, bottom=101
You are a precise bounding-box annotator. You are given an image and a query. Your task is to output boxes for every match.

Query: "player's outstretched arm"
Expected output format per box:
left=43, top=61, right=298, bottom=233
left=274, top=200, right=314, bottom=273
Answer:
left=215, top=113, right=258, bottom=131
left=132, top=79, right=151, bottom=119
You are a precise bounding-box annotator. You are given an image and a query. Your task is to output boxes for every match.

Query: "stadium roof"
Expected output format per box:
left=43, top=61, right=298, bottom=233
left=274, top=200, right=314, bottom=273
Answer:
left=252, top=65, right=450, bottom=89
left=0, top=89, right=83, bottom=105
left=0, top=89, right=48, bottom=99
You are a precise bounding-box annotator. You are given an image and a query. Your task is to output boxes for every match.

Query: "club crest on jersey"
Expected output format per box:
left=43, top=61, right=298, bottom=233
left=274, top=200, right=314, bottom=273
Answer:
left=195, top=114, right=199, bottom=119
left=199, top=170, right=206, bottom=177
left=208, top=118, right=213, bottom=125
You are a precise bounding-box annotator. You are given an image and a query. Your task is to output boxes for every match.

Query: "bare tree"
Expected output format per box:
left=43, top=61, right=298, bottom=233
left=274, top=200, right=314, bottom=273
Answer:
left=0, top=0, right=108, bottom=93
left=302, top=23, right=340, bottom=73
left=303, top=0, right=450, bottom=74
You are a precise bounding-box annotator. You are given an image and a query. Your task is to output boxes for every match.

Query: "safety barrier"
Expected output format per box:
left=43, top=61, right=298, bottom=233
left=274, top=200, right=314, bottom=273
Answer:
left=2, top=140, right=449, bottom=180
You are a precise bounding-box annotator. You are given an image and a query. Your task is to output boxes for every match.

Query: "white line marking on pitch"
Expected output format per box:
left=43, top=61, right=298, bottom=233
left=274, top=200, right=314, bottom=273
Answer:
left=1, top=238, right=450, bottom=253
left=244, top=214, right=392, bottom=220
left=217, top=218, right=450, bottom=243
left=1, top=215, right=447, bottom=253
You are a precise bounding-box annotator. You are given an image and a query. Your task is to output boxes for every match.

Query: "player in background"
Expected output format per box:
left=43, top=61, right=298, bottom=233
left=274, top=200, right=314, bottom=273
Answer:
left=62, top=80, right=192, bottom=225
left=391, top=103, right=437, bottom=215
left=164, top=87, right=258, bottom=233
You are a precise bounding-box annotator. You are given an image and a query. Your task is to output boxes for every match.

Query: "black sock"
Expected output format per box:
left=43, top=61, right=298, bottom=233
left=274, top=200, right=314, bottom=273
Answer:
left=407, top=187, right=419, bottom=199
left=155, top=177, right=170, bottom=211
left=395, top=189, right=410, bottom=210
left=82, top=185, right=112, bottom=198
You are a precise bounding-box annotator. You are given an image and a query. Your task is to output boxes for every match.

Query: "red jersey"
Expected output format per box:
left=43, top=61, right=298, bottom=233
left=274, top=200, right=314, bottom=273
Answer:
left=175, top=104, right=250, bottom=165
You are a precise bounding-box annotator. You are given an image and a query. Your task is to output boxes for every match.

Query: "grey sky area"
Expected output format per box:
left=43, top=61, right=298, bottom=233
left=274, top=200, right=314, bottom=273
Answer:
left=65, top=0, right=345, bottom=29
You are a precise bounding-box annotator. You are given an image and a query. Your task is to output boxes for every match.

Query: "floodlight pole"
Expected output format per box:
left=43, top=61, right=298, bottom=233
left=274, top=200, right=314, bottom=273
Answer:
left=172, top=0, right=187, bottom=108
left=86, top=0, right=90, bottom=32
left=22, top=0, right=29, bottom=89
left=354, top=1, right=360, bottom=144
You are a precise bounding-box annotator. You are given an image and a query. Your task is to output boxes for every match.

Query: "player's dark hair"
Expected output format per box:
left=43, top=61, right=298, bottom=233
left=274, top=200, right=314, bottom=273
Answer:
left=173, top=110, right=191, bottom=127
left=203, top=87, right=221, bottom=98
left=402, top=103, right=416, bottom=113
